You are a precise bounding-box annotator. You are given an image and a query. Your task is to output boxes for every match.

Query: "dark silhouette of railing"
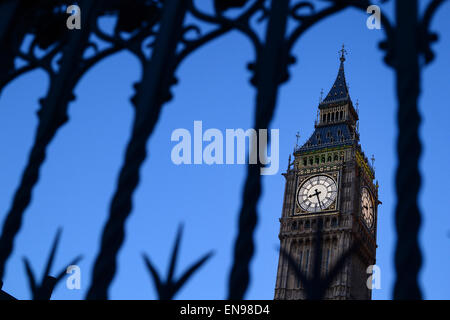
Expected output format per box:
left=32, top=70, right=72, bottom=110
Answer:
left=281, top=218, right=358, bottom=300
left=22, top=228, right=82, bottom=300
left=142, top=224, right=214, bottom=300
left=0, top=0, right=447, bottom=300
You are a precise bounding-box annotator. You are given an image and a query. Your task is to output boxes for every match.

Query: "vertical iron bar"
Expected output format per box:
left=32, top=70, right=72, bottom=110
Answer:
left=393, top=0, right=422, bottom=299
left=0, top=0, right=19, bottom=41
left=228, top=0, right=290, bottom=299
left=35, top=276, right=57, bottom=300
left=86, top=0, right=188, bottom=300
left=0, top=0, right=99, bottom=280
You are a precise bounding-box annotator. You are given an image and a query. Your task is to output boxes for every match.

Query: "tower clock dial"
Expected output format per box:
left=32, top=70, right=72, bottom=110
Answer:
left=361, top=187, right=374, bottom=228
left=297, top=175, right=337, bottom=213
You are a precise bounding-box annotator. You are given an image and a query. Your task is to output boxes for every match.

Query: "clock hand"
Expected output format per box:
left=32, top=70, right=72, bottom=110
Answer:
left=315, top=194, right=321, bottom=205
left=308, top=189, right=321, bottom=198
left=313, top=189, right=322, bottom=209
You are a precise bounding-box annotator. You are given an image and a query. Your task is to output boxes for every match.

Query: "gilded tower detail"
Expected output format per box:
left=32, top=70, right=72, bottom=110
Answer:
left=274, top=50, right=379, bottom=300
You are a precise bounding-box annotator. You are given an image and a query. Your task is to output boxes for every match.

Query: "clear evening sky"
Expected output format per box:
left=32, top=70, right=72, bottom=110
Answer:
left=0, top=1, right=449, bottom=299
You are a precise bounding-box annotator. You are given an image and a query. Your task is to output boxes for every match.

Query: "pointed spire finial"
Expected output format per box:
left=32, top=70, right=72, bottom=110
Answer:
left=371, top=154, right=375, bottom=167
left=339, top=44, right=347, bottom=62
left=355, top=99, right=359, bottom=114
left=295, top=132, right=300, bottom=148
left=319, top=88, right=324, bottom=102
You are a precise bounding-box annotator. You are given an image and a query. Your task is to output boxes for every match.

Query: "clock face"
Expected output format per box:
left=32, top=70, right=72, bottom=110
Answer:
left=297, top=175, right=338, bottom=213
left=361, top=187, right=374, bottom=228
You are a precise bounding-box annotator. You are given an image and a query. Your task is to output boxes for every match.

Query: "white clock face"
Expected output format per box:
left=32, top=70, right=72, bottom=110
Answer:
left=297, top=175, right=337, bottom=213
left=361, top=187, right=374, bottom=228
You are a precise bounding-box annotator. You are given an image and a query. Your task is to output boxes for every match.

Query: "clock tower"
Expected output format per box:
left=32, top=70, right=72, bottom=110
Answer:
left=274, top=49, right=379, bottom=300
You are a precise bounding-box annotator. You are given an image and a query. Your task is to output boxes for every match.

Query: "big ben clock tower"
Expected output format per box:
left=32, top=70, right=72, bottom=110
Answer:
left=274, top=48, right=379, bottom=300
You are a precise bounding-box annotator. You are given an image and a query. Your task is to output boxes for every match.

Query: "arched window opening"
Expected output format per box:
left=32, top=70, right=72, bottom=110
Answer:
left=297, top=250, right=303, bottom=288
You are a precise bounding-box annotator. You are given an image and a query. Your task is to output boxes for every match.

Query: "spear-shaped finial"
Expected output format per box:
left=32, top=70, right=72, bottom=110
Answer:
left=339, top=44, right=347, bottom=62
left=142, top=224, right=214, bottom=300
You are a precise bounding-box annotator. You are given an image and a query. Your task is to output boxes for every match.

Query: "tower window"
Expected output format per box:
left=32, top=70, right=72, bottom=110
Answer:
left=334, top=154, right=338, bottom=161
left=331, top=218, right=337, bottom=227
left=327, top=155, right=332, bottom=162
left=315, top=157, right=319, bottom=164
left=325, top=249, right=331, bottom=274
left=309, top=157, right=313, bottom=165
left=304, top=250, right=310, bottom=277
left=297, top=250, right=303, bottom=288
left=321, top=156, right=325, bottom=163
left=303, top=158, right=307, bottom=166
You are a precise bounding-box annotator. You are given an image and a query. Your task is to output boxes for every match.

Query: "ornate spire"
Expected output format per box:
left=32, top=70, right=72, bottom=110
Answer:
left=298, top=46, right=359, bottom=152
left=321, top=45, right=350, bottom=105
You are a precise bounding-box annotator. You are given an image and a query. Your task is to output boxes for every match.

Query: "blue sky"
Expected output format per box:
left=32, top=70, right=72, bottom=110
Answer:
left=0, top=1, right=449, bottom=300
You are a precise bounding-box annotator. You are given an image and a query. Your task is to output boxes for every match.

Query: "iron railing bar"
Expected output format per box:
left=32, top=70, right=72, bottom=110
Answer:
left=228, top=0, right=291, bottom=300
left=86, top=0, right=189, bottom=300
left=0, top=0, right=100, bottom=281
left=393, top=0, right=423, bottom=300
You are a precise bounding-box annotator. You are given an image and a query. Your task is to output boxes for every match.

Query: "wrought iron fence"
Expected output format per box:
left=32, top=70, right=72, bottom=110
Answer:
left=0, top=0, right=447, bottom=300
